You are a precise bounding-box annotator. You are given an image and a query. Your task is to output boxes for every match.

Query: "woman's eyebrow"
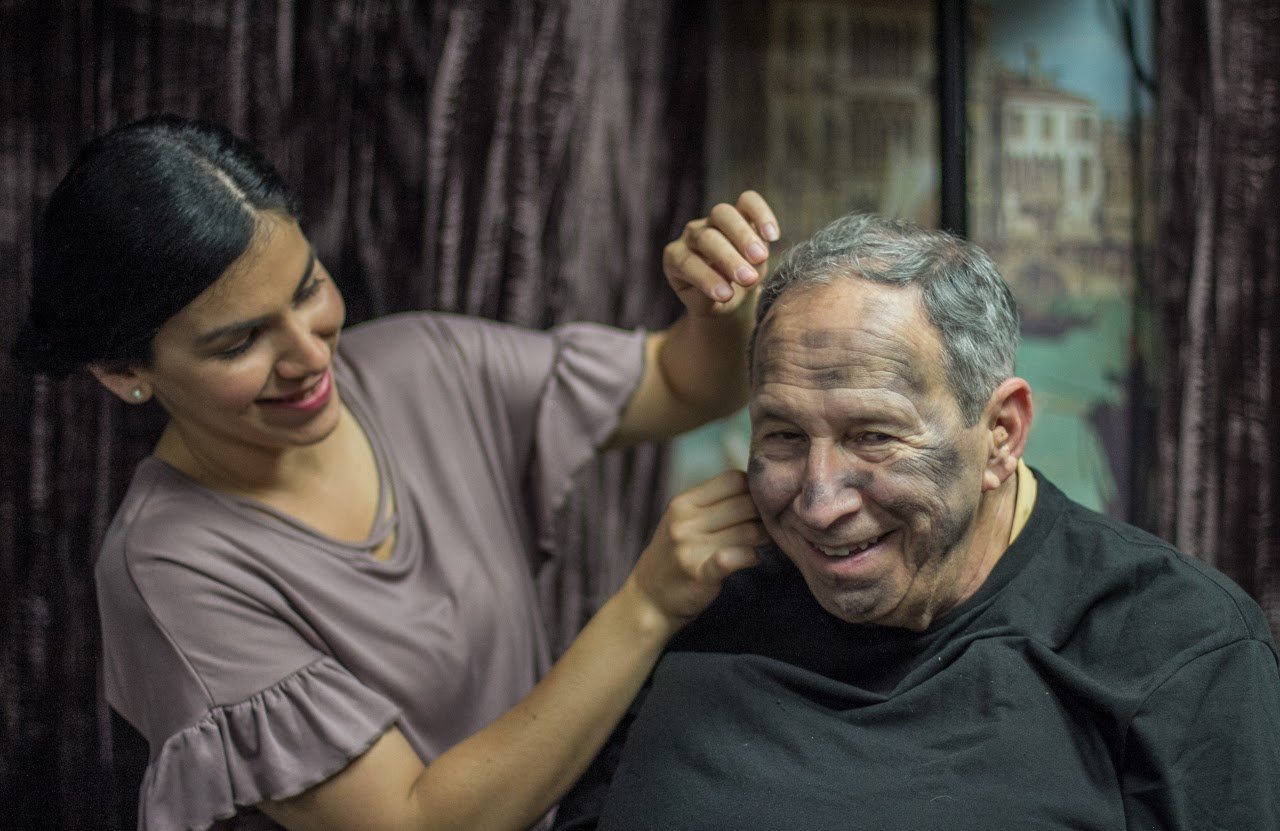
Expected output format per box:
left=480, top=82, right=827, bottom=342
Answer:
left=289, top=249, right=318, bottom=297
left=193, top=249, right=316, bottom=346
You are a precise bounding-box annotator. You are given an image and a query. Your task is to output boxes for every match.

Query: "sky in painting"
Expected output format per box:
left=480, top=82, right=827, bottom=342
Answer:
left=983, top=0, right=1154, bottom=116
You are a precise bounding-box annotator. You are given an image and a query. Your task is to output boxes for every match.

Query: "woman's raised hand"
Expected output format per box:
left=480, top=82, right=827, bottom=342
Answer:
left=663, top=190, right=780, bottom=318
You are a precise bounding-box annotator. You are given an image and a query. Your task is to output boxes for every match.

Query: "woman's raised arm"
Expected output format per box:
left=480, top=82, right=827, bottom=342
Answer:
left=606, top=190, right=780, bottom=448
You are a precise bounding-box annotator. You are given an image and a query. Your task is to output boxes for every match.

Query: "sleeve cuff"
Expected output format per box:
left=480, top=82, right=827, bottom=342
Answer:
left=137, top=656, right=401, bottom=831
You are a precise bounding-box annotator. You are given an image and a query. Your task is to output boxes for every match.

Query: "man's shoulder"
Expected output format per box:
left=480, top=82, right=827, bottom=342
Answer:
left=1032, top=474, right=1274, bottom=650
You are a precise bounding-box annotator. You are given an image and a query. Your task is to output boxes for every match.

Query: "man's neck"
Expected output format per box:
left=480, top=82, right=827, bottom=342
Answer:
left=949, top=466, right=1023, bottom=611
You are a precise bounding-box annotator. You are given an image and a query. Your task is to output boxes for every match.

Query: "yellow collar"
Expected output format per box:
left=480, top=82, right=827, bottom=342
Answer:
left=1009, top=459, right=1037, bottom=544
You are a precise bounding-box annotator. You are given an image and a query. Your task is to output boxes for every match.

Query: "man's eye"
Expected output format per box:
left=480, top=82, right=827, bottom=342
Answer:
left=766, top=431, right=804, bottom=442
left=859, top=432, right=894, bottom=444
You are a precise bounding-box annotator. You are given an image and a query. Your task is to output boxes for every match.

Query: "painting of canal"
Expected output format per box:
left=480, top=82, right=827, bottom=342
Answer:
left=675, top=0, right=1154, bottom=518
left=970, top=0, right=1153, bottom=514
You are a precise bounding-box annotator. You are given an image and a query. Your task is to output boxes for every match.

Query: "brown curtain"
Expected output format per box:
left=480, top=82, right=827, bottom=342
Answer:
left=0, top=2, right=708, bottom=828
left=1153, top=0, right=1280, bottom=641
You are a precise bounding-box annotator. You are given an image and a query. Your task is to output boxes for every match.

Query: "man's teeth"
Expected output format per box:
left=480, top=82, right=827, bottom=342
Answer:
left=817, top=535, right=883, bottom=557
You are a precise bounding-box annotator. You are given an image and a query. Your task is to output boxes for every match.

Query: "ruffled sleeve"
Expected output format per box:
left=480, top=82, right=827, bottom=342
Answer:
left=529, top=322, right=646, bottom=555
left=334, top=312, right=645, bottom=561
left=138, top=656, right=400, bottom=831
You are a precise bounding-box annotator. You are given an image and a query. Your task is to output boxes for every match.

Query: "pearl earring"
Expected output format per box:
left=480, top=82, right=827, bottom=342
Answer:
left=131, top=388, right=143, bottom=401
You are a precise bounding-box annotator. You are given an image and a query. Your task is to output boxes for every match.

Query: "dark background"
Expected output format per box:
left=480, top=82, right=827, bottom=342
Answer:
left=2, top=1, right=1277, bottom=828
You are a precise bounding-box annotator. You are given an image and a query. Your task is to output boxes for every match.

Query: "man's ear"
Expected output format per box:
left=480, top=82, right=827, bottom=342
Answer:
left=89, top=363, right=152, bottom=405
left=980, top=377, right=1033, bottom=492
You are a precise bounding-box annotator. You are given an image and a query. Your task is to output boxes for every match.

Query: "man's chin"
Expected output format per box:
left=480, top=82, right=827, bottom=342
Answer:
left=804, top=579, right=887, bottom=626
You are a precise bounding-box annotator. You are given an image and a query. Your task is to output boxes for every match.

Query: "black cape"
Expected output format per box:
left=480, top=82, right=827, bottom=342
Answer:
left=556, top=473, right=1280, bottom=831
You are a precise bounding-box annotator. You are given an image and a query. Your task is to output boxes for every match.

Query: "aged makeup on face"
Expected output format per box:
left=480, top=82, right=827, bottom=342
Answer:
left=747, top=278, right=998, bottom=631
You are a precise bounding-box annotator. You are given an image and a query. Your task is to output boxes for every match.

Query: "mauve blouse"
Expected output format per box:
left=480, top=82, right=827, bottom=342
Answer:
left=95, top=312, right=646, bottom=831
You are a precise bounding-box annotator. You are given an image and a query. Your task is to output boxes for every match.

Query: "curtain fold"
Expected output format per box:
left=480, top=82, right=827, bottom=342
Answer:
left=0, top=2, right=706, bottom=828
left=1153, top=0, right=1280, bottom=640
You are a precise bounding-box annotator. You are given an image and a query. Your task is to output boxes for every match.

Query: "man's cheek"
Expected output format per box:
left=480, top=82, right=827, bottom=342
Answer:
left=747, top=454, right=797, bottom=516
left=887, top=441, right=965, bottom=490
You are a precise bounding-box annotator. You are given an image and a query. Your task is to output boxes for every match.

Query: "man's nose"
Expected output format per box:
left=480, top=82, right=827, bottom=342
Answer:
left=792, top=442, right=863, bottom=529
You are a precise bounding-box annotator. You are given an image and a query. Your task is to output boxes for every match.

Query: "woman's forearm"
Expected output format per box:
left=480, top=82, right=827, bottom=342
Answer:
left=408, top=579, right=675, bottom=830
left=262, top=474, right=763, bottom=831
left=654, top=287, right=758, bottom=420
left=607, top=288, right=758, bottom=447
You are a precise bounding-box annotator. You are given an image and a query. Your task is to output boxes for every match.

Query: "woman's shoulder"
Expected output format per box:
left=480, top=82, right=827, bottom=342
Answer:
left=95, top=459, right=263, bottom=597
left=102, top=458, right=227, bottom=550
left=336, top=311, right=560, bottom=402
left=340, top=311, right=536, bottom=361
left=338, top=311, right=642, bottom=387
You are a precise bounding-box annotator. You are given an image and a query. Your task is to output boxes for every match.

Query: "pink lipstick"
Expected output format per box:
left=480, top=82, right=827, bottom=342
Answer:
left=262, top=369, right=333, bottom=412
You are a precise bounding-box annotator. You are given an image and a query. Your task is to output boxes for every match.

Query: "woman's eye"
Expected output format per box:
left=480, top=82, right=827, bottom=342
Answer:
left=216, top=331, right=258, bottom=360
left=295, top=277, right=324, bottom=303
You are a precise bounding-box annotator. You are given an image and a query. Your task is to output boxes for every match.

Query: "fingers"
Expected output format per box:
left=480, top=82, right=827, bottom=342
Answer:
left=666, top=471, right=756, bottom=537
left=668, top=492, right=756, bottom=541
left=701, top=545, right=763, bottom=583
left=707, top=203, right=768, bottom=277
left=624, top=469, right=770, bottom=628
left=663, top=230, right=737, bottom=303
left=675, top=468, right=749, bottom=507
left=736, top=189, right=780, bottom=243
left=667, top=471, right=768, bottom=582
left=663, top=190, right=780, bottom=310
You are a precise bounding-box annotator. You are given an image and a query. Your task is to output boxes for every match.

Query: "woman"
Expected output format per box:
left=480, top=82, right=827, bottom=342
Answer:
left=11, top=115, right=777, bottom=830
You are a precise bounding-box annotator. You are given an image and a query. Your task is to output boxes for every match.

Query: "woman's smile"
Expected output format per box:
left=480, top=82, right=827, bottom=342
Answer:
left=258, top=368, right=334, bottom=413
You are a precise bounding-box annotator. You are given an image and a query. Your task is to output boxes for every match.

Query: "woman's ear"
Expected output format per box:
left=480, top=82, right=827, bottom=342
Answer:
left=89, top=364, right=152, bottom=404
left=981, top=377, right=1033, bottom=492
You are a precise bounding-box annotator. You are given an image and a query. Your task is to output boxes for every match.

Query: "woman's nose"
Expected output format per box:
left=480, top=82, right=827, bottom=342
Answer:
left=275, top=314, right=330, bottom=378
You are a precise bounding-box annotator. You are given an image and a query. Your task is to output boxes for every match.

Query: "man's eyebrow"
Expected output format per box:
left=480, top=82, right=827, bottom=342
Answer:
left=194, top=249, right=316, bottom=346
left=748, top=404, right=792, bottom=424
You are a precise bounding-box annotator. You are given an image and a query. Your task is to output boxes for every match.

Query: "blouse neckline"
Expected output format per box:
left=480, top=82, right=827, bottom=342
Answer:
left=141, top=354, right=404, bottom=570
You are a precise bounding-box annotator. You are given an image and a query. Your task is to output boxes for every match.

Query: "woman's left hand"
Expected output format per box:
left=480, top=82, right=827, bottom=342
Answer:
left=623, top=469, right=766, bottom=633
left=662, top=190, right=780, bottom=318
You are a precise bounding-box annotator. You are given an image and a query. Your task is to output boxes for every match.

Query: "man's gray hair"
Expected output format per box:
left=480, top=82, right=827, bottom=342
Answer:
left=752, top=213, right=1020, bottom=425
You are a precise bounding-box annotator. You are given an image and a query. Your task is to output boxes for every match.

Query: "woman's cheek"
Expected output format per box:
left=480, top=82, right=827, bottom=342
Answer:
left=220, top=362, right=276, bottom=410
left=318, top=274, right=347, bottom=332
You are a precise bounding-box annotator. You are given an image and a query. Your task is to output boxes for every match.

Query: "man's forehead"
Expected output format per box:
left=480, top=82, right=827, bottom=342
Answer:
left=752, top=325, right=929, bottom=396
left=751, top=282, right=939, bottom=395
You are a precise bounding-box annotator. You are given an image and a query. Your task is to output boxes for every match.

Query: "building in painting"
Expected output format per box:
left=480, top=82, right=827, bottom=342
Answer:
left=992, top=48, right=1102, bottom=242
left=763, top=0, right=939, bottom=235
left=1099, top=115, right=1156, bottom=244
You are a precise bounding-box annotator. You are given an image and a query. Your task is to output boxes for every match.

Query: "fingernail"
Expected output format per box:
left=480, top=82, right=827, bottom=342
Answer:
left=734, top=265, right=757, bottom=285
left=715, top=284, right=734, bottom=301
left=762, top=223, right=780, bottom=242
left=747, top=241, right=768, bottom=262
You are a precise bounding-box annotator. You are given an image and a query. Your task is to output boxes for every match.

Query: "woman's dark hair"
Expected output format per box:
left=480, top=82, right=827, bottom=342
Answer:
left=10, top=114, right=300, bottom=377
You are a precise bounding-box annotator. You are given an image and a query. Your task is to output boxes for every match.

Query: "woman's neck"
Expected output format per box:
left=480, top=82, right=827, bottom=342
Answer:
left=154, top=405, right=352, bottom=498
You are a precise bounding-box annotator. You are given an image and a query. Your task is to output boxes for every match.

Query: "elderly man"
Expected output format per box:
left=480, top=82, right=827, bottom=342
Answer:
left=554, top=213, right=1280, bottom=830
